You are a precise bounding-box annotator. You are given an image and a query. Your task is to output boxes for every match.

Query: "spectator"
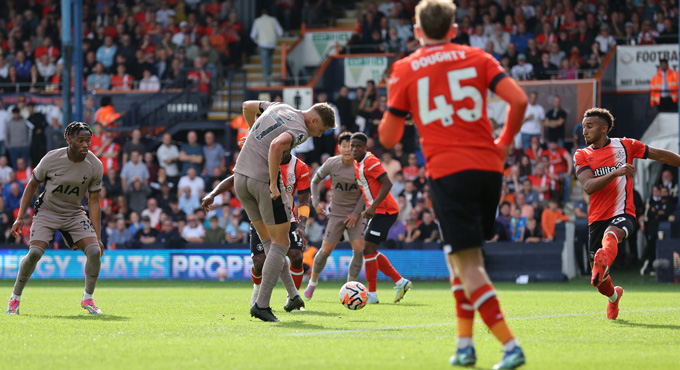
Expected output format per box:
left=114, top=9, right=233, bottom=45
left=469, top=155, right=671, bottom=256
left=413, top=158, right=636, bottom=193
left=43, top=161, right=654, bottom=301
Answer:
left=94, top=131, right=120, bottom=176
left=179, top=130, right=203, bottom=175
left=514, top=191, right=535, bottom=219
left=205, top=216, right=225, bottom=243
left=541, top=198, right=570, bottom=241
left=511, top=53, right=533, bottom=80
left=157, top=132, right=180, bottom=181
left=649, top=58, right=679, bottom=112
left=536, top=22, right=557, bottom=51
left=491, top=22, right=510, bottom=55
left=36, top=54, right=56, bottom=81
left=510, top=22, right=534, bottom=53
left=158, top=219, right=185, bottom=248
left=520, top=92, right=545, bottom=150
left=12, top=51, right=32, bottom=80
left=110, top=64, right=133, bottom=90
left=225, top=208, right=249, bottom=243
left=144, top=152, right=159, bottom=182
left=0, top=55, right=8, bottom=79
left=545, top=140, right=573, bottom=202
left=126, top=178, right=152, bottom=216
left=182, top=214, right=206, bottom=243
left=335, top=86, right=355, bottom=132
left=27, top=103, right=47, bottom=164
left=86, top=62, right=111, bottom=92
left=524, top=218, right=542, bottom=243
left=103, top=168, right=123, bottom=199
left=470, top=24, right=489, bottom=49
left=108, top=217, right=134, bottom=249
left=510, top=207, right=527, bottom=242
left=524, top=37, right=541, bottom=66
left=544, top=96, right=567, bottom=147
left=169, top=198, right=188, bottom=224
left=656, top=169, right=679, bottom=201
left=557, top=57, right=577, bottom=79
left=45, top=98, right=64, bottom=151
left=637, top=20, right=658, bottom=45
left=122, top=129, right=146, bottom=165
left=415, top=210, right=440, bottom=242
left=386, top=218, right=406, bottom=245
left=141, top=198, right=162, bottom=228
left=501, top=42, right=519, bottom=67
left=128, top=212, right=143, bottom=236
left=120, top=150, right=150, bottom=191
left=586, top=42, right=603, bottom=70
left=595, top=25, right=616, bottom=53
left=134, top=215, right=159, bottom=246
left=177, top=167, right=205, bottom=199
left=250, top=8, right=282, bottom=86
left=534, top=52, right=558, bottom=80
left=6, top=108, right=33, bottom=168
left=202, top=131, right=225, bottom=177
left=548, top=42, right=566, bottom=68
left=178, top=186, right=200, bottom=215
left=529, top=163, right=551, bottom=202
left=139, top=68, right=160, bottom=91
left=96, top=35, right=117, bottom=70
left=402, top=153, right=419, bottom=181
left=490, top=202, right=512, bottom=242
left=0, top=100, right=7, bottom=156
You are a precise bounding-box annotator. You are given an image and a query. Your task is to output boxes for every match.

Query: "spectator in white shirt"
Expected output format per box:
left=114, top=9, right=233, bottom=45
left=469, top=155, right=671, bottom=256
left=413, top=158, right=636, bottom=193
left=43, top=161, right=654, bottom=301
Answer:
left=511, top=53, right=534, bottom=80
left=182, top=214, right=205, bottom=243
left=141, top=198, right=162, bottom=228
left=520, top=91, right=546, bottom=150
left=594, top=25, right=617, bottom=53
left=157, top=132, right=180, bottom=179
left=177, top=167, right=205, bottom=199
left=470, top=24, right=489, bottom=49
left=139, top=69, right=160, bottom=91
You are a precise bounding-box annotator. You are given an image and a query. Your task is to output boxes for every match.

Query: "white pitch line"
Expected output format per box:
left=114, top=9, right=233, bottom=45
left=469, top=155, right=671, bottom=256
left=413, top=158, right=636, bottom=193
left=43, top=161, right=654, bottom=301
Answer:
left=285, top=307, right=680, bottom=337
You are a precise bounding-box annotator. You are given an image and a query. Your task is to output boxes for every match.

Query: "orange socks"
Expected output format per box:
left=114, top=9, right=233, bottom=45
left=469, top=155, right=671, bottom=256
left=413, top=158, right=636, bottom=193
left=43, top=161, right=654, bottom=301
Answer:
left=251, top=266, right=262, bottom=285
left=597, top=276, right=615, bottom=297
left=365, top=252, right=378, bottom=292
left=452, top=278, right=474, bottom=338
left=376, top=252, right=402, bottom=283
left=290, top=266, right=304, bottom=290
left=602, top=231, right=619, bottom=266
left=470, top=284, right=514, bottom=345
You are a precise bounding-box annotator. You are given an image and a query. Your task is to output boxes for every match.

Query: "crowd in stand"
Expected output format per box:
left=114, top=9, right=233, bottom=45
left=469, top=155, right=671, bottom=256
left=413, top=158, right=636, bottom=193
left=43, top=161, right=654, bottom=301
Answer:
left=0, top=0, right=247, bottom=93
left=353, top=0, right=678, bottom=79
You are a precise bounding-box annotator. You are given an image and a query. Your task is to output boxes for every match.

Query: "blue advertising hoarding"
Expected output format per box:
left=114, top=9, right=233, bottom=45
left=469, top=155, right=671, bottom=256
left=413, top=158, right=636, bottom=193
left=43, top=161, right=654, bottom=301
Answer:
left=0, top=249, right=449, bottom=281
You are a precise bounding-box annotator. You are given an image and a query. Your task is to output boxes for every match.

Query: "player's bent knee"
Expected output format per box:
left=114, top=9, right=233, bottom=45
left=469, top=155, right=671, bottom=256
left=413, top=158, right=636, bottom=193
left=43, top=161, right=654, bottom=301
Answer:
left=26, top=246, right=45, bottom=263
left=252, top=254, right=266, bottom=272
left=83, top=244, right=101, bottom=259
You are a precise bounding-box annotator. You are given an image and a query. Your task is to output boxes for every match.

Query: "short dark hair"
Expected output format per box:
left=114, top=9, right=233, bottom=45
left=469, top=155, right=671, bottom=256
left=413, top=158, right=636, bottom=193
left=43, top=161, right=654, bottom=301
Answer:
left=64, top=121, right=93, bottom=139
left=11, top=107, right=20, bottom=114
left=101, top=96, right=113, bottom=106
left=500, top=201, right=511, bottom=208
left=660, top=58, right=669, bottom=64
left=584, top=107, right=615, bottom=132
left=338, top=131, right=352, bottom=145
left=350, top=132, right=368, bottom=144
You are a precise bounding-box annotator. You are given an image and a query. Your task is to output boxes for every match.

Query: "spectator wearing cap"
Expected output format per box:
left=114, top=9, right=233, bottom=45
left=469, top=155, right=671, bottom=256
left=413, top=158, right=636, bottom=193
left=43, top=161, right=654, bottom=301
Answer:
left=108, top=217, right=134, bottom=249
left=182, top=214, right=206, bottom=243
left=134, top=215, right=159, bottom=245
left=511, top=53, right=533, bottom=80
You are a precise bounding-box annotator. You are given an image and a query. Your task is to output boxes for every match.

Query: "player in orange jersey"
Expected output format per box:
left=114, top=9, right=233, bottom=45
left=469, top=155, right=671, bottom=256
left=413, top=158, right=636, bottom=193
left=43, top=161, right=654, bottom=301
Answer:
left=573, top=108, right=680, bottom=320
left=351, top=133, right=412, bottom=305
left=378, top=1, right=528, bottom=368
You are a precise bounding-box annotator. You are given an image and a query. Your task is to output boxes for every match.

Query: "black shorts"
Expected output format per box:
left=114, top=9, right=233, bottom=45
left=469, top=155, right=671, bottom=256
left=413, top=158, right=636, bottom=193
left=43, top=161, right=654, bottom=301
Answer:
left=588, top=213, right=635, bottom=262
left=250, top=222, right=303, bottom=257
left=428, top=170, right=503, bottom=253
left=364, top=213, right=398, bottom=245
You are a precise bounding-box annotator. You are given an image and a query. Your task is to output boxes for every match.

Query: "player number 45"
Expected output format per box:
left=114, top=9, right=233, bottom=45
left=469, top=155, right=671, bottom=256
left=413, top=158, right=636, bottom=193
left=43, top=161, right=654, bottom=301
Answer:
left=417, top=67, right=483, bottom=126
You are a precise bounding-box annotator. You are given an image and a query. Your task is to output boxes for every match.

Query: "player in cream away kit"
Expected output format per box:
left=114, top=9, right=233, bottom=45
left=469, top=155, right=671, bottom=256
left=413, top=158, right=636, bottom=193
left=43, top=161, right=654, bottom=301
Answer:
left=229, top=100, right=335, bottom=322
left=378, top=1, right=530, bottom=368
left=7, top=122, right=105, bottom=315
left=304, top=132, right=366, bottom=300
left=573, top=108, right=680, bottom=320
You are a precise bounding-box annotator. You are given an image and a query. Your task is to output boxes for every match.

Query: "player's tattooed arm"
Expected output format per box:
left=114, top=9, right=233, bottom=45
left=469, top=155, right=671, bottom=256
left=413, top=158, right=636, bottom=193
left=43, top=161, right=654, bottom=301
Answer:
left=202, top=175, right=234, bottom=212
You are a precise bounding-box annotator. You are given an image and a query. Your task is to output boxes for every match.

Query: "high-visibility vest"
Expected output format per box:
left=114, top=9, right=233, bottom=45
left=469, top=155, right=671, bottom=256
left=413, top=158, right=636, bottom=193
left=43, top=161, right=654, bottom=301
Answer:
left=94, top=105, right=120, bottom=127
left=650, top=68, right=679, bottom=106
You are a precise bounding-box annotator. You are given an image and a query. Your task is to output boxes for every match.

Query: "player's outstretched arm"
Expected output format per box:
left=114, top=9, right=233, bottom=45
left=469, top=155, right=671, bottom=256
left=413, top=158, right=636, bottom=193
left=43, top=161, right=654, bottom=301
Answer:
left=494, top=77, right=529, bottom=155
left=11, top=176, right=40, bottom=238
left=378, top=111, right=406, bottom=150
left=242, top=100, right=262, bottom=128
left=202, top=175, right=234, bottom=212
left=268, top=133, right=293, bottom=199
left=648, top=147, right=680, bottom=167
left=577, top=164, right=635, bottom=195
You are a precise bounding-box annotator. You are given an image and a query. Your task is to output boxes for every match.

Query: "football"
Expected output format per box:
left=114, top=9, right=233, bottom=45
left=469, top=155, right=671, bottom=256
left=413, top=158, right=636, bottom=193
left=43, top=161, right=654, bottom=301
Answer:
left=215, top=266, right=227, bottom=281
left=339, top=281, right=368, bottom=310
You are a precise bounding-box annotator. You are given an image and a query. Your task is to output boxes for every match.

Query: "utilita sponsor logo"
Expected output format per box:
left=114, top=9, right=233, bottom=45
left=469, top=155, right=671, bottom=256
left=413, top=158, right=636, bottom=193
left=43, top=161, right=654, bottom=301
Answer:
left=592, top=162, right=623, bottom=177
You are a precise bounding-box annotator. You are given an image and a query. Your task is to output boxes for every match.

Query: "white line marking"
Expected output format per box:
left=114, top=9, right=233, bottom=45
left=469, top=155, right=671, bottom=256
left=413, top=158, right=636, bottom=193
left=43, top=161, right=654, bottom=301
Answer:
left=285, top=307, right=680, bottom=337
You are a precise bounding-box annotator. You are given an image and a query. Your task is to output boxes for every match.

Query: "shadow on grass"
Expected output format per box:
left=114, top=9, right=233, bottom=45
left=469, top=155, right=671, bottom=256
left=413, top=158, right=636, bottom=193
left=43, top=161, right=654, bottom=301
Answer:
left=287, top=310, right=338, bottom=317
left=32, top=314, right=130, bottom=321
left=273, top=320, right=327, bottom=330
left=613, top=319, right=680, bottom=330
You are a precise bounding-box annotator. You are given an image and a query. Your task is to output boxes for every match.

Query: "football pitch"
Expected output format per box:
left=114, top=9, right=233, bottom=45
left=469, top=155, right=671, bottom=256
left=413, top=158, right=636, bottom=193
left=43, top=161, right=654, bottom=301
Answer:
left=1, top=273, right=679, bottom=370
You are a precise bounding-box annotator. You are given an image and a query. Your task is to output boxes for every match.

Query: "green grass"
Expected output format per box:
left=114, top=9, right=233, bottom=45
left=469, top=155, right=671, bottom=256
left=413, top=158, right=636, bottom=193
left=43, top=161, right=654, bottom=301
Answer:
left=1, top=272, right=679, bottom=370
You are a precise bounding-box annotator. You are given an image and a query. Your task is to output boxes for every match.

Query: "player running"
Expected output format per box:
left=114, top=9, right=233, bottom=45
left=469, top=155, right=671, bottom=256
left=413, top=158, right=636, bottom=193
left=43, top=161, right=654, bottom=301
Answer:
left=7, top=122, right=105, bottom=315
left=573, top=108, right=680, bottom=319
left=350, top=132, right=411, bottom=304
left=202, top=152, right=311, bottom=311
left=231, top=100, right=334, bottom=322
left=378, top=1, right=528, bottom=368
left=303, top=132, right=366, bottom=300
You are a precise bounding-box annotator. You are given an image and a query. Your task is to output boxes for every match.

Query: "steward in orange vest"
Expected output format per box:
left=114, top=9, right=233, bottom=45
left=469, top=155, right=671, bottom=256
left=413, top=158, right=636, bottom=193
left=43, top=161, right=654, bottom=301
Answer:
left=649, top=58, right=679, bottom=112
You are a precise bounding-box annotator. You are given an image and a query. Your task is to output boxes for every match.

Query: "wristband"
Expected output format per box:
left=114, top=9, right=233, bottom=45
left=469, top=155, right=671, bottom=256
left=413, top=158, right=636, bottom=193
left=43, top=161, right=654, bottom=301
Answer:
left=298, top=205, right=310, bottom=218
